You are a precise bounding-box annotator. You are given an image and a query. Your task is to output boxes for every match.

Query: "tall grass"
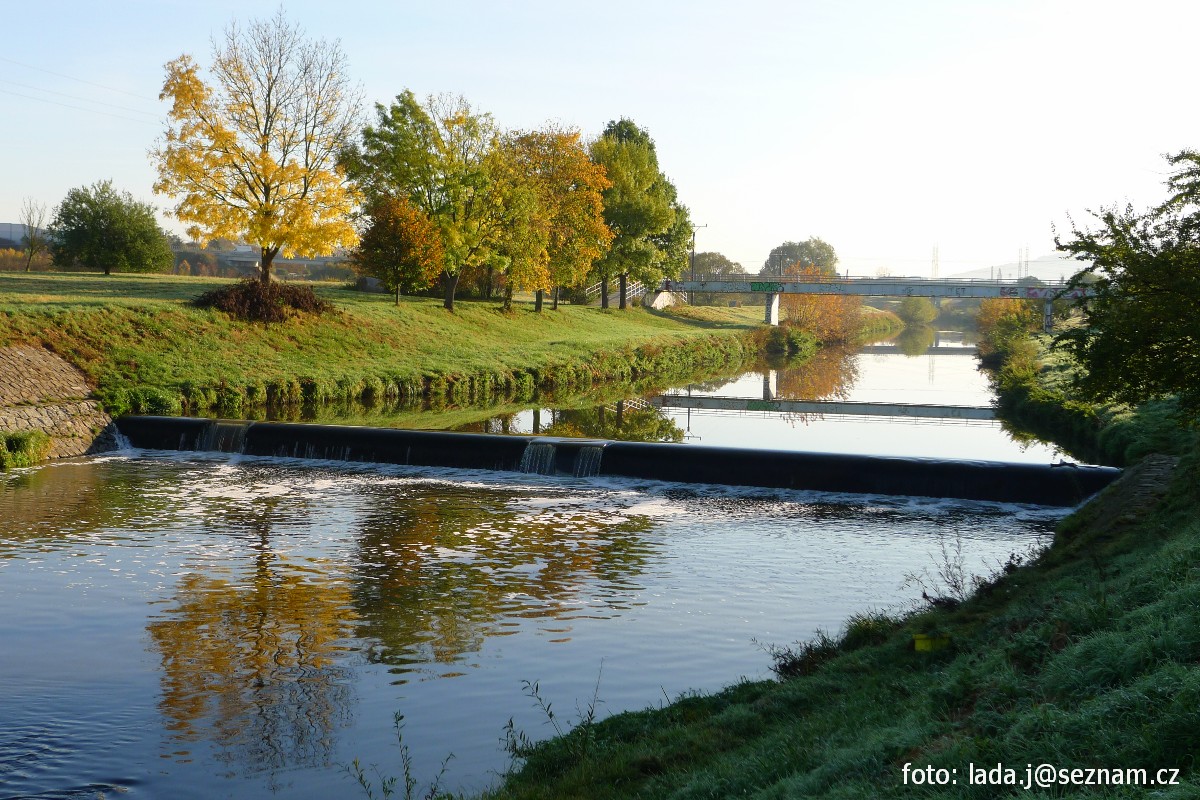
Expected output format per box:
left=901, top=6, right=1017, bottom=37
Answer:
left=0, top=430, right=50, bottom=470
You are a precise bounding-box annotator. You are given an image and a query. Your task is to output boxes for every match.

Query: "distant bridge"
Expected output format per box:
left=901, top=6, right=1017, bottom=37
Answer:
left=652, top=395, right=996, bottom=421
left=858, top=345, right=978, bottom=356
left=656, top=275, right=1092, bottom=327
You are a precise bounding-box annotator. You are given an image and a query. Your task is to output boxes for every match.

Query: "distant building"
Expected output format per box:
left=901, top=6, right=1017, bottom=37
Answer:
left=0, top=223, right=32, bottom=245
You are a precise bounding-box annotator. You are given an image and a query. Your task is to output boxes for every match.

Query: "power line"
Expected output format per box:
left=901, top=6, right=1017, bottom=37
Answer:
left=3, top=79, right=159, bottom=118
left=0, top=55, right=157, bottom=101
left=0, top=88, right=158, bottom=125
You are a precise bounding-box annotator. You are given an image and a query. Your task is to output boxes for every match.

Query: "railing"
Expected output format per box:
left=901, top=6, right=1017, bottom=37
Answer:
left=682, top=272, right=1078, bottom=288
left=583, top=280, right=646, bottom=304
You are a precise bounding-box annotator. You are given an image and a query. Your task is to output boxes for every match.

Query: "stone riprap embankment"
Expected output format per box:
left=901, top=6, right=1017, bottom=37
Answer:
left=0, top=345, right=115, bottom=459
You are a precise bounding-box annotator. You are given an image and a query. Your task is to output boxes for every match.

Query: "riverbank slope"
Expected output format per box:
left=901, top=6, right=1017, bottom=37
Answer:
left=472, top=330, right=1200, bottom=798
left=479, top=446, right=1197, bottom=798
left=0, top=273, right=776, bottom=419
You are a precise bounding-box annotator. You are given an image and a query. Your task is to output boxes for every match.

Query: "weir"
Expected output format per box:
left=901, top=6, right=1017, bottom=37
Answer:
left=115, top=416, right=1119, bottom=507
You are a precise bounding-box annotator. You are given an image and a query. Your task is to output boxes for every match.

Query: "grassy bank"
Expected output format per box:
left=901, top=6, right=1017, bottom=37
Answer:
left=476, top=448, right=1199, bottom=799
left=0, top=273, right=773, bottom=416
left=981, top=321, right=1197, bottom=467
left=454, top=321, right=1200, bottom=799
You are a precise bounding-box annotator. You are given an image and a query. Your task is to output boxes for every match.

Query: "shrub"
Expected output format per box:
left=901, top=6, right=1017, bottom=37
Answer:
left=194, top=278, right=331, bottom=322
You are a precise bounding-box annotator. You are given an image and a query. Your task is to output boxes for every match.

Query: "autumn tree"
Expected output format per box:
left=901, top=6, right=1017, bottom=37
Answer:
left=589, top=119, right=682, bottom=309
left=353, top=196, right=444, bottom=304
left=343, top=91, right=513, bottom=311
left=504, top=126, right=613, bottom=310
left=49, top=180, right=173, bottom=274
left=19, top=198, right=48, bottom=272
left=153, top=9, right=362, bottom=284
left=779, top=261, right=862, bottom=341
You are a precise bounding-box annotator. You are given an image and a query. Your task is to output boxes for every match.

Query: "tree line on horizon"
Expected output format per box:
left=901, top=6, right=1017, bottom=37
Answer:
left=13, top=9, right=853, bottom=329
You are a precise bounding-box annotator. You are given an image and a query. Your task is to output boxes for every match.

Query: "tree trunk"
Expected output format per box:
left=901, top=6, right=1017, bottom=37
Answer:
left=260, top=247, right=276, bottom=284
left=600, top=276, right=609, bottom=309
left=552, top=286, right=559, bottom=310
left=619, top=273, right=628, bottom=310
left=535, top=289, right=544, bottom=312
left=532, top=407, right=541, bottom=434
left=503, top=284, right=514, bottom=312
left=442, top=270, right=459, bottom=311
left=395, top=286, right=401, bottom=306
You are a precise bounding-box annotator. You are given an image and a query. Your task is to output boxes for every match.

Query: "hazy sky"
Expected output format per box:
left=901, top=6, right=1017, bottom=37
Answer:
left=3, top=0, right=1196, bottom=276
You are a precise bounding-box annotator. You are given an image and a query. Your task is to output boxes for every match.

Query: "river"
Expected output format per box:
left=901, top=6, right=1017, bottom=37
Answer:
left=0, top=333, right=1073, bottom=798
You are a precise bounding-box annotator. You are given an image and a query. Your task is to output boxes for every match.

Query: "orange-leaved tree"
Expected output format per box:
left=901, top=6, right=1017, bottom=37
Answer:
left=780, top=262, right=862, bottom=342
left=353, top=196, right=445, bottom=305
left=152, top=9, right=362, bottom=284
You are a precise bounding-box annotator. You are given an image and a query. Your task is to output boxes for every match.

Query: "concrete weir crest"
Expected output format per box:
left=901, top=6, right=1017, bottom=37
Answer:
left=116, top=416, right=1119, bottom=507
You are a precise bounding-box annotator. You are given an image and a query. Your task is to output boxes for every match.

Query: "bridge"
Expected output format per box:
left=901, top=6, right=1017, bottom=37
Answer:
left=652, top=394, right=996, bottom=421
left=655, top=275, right=1092, bottom=328
left=653, top=366, right=995, bottom=422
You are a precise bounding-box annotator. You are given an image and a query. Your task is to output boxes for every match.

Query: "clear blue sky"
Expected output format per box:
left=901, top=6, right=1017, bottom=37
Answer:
left=3, top=0, right=1196, bottom=276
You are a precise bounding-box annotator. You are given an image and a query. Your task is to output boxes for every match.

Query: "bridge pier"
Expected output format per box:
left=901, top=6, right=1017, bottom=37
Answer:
left=1043, top=299, right=1054, bottom=333
left=765, top=293, right=780, bottom=326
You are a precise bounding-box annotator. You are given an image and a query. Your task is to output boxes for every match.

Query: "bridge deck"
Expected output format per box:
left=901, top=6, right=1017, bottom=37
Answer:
left=653, top=395, right=996, bottom=420
left=660, top=276, right=1089, bottom=299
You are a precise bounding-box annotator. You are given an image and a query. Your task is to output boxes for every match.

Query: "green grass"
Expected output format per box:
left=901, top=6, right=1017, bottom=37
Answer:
left=475, top=447, right=1200, bottom=799
left=989, top=333, right=1199, bottom=467
left=0, top=430, right=51, bottom=470
left=0, top=273, right=769, bottom=415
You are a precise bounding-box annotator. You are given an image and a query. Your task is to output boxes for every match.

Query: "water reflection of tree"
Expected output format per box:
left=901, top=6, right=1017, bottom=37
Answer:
left=541, top=401, right=684, bottom=443
left=350, top=485, right=656, bottom=674
left=773, top=345, right=860, bottom=401
left=148, top=506, right=356, bottom=775
left=895, top=325, right=937, bottom=357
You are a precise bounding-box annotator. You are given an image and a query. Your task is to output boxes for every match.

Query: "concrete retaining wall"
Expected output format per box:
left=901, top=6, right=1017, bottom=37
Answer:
left=0, top=346, right=115, bottom=459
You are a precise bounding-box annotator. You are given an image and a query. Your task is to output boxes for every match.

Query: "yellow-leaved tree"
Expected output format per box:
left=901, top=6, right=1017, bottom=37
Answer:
left=152, top=9, right=362, bottom=284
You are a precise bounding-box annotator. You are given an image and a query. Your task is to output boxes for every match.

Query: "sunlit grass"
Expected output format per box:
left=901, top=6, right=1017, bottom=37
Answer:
left=0, top=272, right=766, bottom=415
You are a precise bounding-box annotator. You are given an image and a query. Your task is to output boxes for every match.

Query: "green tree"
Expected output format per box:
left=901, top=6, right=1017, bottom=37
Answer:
left=897, top=296, right=938, bottom=325
left=588, top=119, right=680, bottom=309
left=1056, top=188, right=1200, bottom=413
left=690, top=252, right=749, bottom=305
left=49, top=180, right=173, bottom=274
left=761, top=238, right=839, bottom=277
left=353, top=196, right=445, bottom=305
left=343, top=91, right=511, bottom=311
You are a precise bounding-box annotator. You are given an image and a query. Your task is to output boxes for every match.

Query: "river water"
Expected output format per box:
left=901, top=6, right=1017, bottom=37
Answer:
left=0, top=336, right=1072, bottom=798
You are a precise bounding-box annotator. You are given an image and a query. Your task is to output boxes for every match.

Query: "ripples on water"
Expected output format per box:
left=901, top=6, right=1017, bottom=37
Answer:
left=0, top=451, right=1065, bottom=798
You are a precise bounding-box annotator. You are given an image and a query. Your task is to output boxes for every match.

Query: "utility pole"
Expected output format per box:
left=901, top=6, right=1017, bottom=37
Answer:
left=689, top=224, right=706, bottom=305
left=689, top=224, right=707, bottom=280
left=932, top=244, right=939, bottom=279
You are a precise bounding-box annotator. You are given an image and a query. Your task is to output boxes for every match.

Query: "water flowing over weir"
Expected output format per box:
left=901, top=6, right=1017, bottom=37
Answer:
left=116, top=416, right=1119, bottom=506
